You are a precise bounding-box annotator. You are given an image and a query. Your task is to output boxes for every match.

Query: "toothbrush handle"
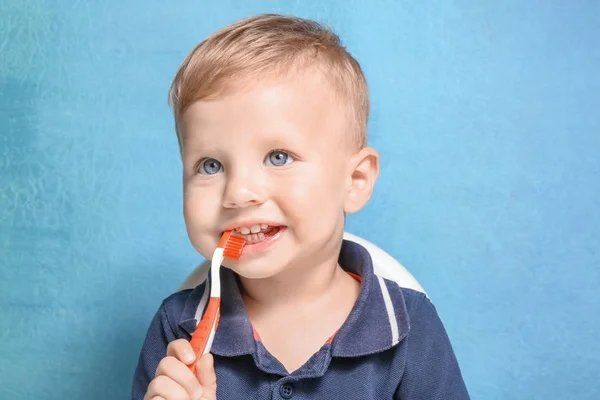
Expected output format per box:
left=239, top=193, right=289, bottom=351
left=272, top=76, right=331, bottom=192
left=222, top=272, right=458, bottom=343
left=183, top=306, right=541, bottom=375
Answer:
left=189, top=297, right=220, bottom=373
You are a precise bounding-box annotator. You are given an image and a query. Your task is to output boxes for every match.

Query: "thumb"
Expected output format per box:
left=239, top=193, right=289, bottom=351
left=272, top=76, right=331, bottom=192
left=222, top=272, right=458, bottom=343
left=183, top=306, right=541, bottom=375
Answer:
left=195, top=353, right=217, bottom=400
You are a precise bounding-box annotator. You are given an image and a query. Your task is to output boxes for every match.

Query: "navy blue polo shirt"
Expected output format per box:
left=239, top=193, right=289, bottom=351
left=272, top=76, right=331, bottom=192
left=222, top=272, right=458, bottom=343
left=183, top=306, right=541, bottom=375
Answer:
left=132, top=240, right=470, bottom=399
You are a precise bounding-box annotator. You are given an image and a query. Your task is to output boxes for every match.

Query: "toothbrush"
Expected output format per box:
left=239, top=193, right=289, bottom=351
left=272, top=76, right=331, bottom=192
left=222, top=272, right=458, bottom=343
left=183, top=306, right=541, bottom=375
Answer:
left=189, top=230, right=245, bottom=373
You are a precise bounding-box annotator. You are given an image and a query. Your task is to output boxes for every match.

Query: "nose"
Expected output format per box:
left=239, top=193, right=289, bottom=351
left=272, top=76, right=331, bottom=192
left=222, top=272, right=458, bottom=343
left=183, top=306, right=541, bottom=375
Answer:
left=222, top=167, right=266, bottom=208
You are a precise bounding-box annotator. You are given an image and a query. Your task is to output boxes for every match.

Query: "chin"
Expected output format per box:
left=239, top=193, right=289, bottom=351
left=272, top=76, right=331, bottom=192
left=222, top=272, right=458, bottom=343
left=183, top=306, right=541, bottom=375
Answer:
left=223, top=261, right=284, bottom=280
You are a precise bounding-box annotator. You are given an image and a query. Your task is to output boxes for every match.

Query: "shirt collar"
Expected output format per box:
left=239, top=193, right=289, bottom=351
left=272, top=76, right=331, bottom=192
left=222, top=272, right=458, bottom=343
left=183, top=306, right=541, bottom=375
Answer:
left=178, top=239, right=410, bottom=358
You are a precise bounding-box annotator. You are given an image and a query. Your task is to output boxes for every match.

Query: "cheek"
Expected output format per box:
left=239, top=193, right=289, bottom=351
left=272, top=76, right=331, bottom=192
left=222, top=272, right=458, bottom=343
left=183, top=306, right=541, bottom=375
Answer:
left=279, top=165, right=346, bottom=226
left=183, top=185, right=222, bottom=248
left=184, top=180, right=222, bottom=216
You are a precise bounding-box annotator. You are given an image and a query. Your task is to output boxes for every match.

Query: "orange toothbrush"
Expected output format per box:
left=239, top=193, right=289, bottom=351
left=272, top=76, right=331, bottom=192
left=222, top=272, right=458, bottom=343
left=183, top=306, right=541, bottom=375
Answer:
left=189, top=230, right=245, bottom=373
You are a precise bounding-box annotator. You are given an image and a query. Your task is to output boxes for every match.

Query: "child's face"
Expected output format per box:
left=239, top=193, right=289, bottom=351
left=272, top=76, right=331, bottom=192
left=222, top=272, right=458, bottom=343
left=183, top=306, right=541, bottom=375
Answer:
left=179, top=70, right=370, bottom=278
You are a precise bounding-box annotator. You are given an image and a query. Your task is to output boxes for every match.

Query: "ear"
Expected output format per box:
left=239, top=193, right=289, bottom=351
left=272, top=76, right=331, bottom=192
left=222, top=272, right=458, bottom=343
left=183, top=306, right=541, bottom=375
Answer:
left=344, top=146, right=380, bottom=214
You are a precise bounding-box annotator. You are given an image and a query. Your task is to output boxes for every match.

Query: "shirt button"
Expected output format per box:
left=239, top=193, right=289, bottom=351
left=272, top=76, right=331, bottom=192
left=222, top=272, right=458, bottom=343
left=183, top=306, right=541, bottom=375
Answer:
left=279, top=382, right=295, bottom=399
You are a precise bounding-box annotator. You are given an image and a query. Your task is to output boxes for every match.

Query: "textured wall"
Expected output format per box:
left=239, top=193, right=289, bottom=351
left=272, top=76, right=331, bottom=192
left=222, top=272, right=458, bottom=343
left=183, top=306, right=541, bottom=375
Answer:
left=1, top=1, right=599, bottom=399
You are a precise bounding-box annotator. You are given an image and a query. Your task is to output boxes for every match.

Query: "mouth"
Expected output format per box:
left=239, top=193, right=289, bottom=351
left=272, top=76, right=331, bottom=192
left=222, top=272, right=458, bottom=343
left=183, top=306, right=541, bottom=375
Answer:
left=226, top=224, right=282, bottom=243
left=223, top=224, right=286, bottom=256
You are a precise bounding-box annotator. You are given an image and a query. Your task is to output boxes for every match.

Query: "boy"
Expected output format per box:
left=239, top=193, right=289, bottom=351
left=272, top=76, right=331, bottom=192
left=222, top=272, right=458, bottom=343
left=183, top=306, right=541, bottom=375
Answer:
left=133, top=14, right=469, bottom=400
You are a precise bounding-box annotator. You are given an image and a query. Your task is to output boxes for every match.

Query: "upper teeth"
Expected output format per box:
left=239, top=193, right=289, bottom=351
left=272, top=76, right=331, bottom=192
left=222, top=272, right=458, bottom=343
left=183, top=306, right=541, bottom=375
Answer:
left=235, top=224, right=269, bottom=235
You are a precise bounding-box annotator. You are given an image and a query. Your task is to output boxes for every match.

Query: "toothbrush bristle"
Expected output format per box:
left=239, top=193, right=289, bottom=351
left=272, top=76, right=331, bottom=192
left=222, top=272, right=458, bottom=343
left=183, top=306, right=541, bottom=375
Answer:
left=223, top=235, right=246, bottom=260
left=218, top=231, right=245, bottom=260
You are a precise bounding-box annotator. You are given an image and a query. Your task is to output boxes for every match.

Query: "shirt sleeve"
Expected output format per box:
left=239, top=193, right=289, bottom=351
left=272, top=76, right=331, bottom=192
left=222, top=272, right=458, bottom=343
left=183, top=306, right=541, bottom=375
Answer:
left=131, top=300, right=178, bottom=400
left=395, top=295, right=470, bottom=400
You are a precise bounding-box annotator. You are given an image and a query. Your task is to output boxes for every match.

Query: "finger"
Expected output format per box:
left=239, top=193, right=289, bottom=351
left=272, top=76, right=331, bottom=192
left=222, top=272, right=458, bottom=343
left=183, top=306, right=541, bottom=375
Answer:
left=155, top=356, right=204, bottom=400
left=145, top=375, right=189, bottom=400
left=195, top=353, right=217, bottom=400
left=167, top=339, right=197, bottom=366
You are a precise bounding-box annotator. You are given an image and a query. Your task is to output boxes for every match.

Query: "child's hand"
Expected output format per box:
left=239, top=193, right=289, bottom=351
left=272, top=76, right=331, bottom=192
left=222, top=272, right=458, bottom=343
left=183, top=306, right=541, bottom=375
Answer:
left=144, top=339, right=217, bottom=400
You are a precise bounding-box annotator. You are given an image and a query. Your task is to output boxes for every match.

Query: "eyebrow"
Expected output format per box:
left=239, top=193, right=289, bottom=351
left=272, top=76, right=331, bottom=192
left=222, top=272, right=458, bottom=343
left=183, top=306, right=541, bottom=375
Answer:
left=258, top=127, right=308, bottom=147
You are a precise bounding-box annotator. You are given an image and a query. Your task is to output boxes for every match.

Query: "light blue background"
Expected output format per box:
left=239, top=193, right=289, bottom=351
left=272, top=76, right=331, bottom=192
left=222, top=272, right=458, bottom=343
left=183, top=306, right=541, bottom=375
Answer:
left=1, top=1, right=598, bottom=399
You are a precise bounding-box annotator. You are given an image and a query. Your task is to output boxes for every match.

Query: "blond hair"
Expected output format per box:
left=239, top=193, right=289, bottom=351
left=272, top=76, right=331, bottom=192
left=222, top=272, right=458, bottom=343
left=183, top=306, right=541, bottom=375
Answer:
left=168, top=14, right=369, bottom=150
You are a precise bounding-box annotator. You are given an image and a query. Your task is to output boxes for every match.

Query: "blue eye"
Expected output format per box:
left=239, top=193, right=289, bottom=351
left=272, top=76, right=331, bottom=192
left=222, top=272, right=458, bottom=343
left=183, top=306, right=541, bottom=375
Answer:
left=198, top=158, right=223, bottom=175
left=265, top=150, right=294, bottom=167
